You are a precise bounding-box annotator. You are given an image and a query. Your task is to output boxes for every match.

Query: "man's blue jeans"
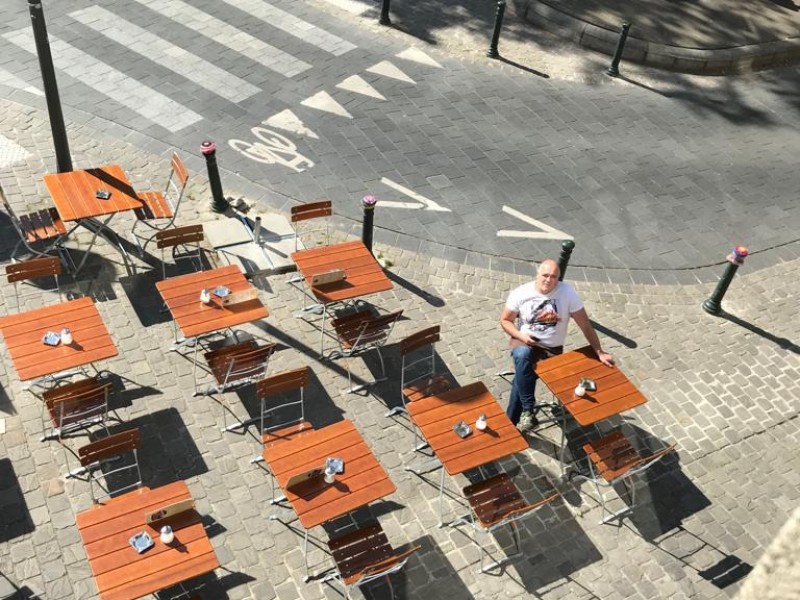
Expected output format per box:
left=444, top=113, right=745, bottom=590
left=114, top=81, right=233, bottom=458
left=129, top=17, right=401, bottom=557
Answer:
left=506, top=344, right=562, bottom=425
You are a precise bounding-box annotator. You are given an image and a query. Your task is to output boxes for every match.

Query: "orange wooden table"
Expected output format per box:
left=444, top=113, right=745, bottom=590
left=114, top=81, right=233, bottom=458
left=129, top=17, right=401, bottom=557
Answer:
left=291, top=240, right=392, bottom=354
left=76, top=481, right=219, bottom=600
left=406, top=381, right=528, bottom=525
left=535, top=346, right=647, bottom=474
left=263, top=419, right=395, bottom=579
left=156, top=265, right=268, bottom=340
left=0, top=297, right=117, bottom=387
left=44, top=165, right=143, bottom=272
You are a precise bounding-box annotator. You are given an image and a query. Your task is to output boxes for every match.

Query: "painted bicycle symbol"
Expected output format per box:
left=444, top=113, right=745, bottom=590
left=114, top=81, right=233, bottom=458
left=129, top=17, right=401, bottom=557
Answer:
left=229, top=127, right=314, bottom=172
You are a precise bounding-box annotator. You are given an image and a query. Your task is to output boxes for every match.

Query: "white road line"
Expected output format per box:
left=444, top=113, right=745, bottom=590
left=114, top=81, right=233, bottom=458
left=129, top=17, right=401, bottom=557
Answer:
left=129, top=0, right=311, bottom=78
left=366, top=61, right=415, bottom=84
left=264, top=109, right=319, bottom=139
left=498, top=206, right=573, bottom=240
left=0, top=133, right=32, bottom=169
left=317, top=0, right=372, bottom=16
left=380, top=178, right=451, bottom=212
left=396, top=47, right=443, bottom=69
left=0, top=68, right=42, bottom=96
left=301, top=91, right=352, bottom=119
left=70, top=6, right=260, bottom=103
left=4, top=30, right=202, bottom=133
left=336, top=75, right=385, bottom=100
left=217, top=0, right=356, bottom=56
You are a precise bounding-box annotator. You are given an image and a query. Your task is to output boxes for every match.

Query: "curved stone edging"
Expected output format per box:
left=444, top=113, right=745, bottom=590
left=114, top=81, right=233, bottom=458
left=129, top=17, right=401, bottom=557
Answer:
left=511, top=0, right=800, bottom=74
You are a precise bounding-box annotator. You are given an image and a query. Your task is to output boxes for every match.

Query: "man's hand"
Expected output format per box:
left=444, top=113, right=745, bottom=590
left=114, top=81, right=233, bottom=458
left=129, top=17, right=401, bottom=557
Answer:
left=522, top=333, right=540, bottom=347
left=597, top=351, right=615, bottom=367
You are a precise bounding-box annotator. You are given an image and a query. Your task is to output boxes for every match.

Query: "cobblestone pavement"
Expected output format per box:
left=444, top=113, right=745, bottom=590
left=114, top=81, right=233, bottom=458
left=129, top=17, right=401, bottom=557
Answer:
left=0, top=100, right=798, bottom=600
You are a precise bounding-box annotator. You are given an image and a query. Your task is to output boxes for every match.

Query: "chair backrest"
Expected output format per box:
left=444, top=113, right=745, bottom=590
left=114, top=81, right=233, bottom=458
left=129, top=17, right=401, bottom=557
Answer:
left=399, top=325, right=451, bottom=404
left=463, top=473, right=559, bottom=530
left=213, top=342, right=276, bottom=390
left=256, top=366, right=310, bottom=435
left=164, top=152, right=190, bottom=210
left=328, top=521, right=420, bottom=589
left=155, top=224, right=205, bottom=279
left=583, top=431, right=676, bottom=483
left=45, top=379, right=111, bottom=435
left=333, top=310, right=403, bottom=353
left=6, top=256, right=62, bottom=312
left=291, top=200, right=332, bottom=250
left=78, top=429, right=142, bottom=502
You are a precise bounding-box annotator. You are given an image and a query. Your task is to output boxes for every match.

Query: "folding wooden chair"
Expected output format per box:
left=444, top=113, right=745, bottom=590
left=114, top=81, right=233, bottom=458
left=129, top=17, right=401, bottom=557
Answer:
left=389, top=325, right=453, bottom=416
left=201, top=340, right=277, bottom=429
left=155, top=224, right=205, bottom=280
left=43, top=376, right=112, bottom=442
left=290, top=199, right=331, bottom=251
left=1, top=182, right=71, bottom=268
left=572, top=430, right=676, bottom=524
left=329, top=309, right=403, bottom=393
left=131, top=152, right=190, bottom=255
left=5, top=256, right=62, bottom=313
left=454, top=473, right=558, bottom=573
left=322, top=521, right=420, bottom=599
left=249, top=367, right=316, bottom=503
left=78, top=429, right=143, bottom=503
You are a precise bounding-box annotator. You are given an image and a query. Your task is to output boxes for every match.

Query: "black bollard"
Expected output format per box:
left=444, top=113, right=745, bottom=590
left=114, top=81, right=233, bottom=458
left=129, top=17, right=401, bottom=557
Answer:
left=361, top=194, right=377, bottom=253
left=200, top=141, right=229, bottom=214
left=487, top=0, right=506, bottom=59
left=379, top=0, right=391, bottom=25
left=702, top=246, right=748, bottom=315
left=28, top=0, right=72, bottom=173
left=557, top=240, right=575, bottom=281
left=606, top=22, right=631, bottom=77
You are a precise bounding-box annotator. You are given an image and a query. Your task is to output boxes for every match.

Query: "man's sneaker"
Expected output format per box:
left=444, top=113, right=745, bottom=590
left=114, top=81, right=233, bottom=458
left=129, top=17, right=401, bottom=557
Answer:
left=517, top=411, right=538, bottom=433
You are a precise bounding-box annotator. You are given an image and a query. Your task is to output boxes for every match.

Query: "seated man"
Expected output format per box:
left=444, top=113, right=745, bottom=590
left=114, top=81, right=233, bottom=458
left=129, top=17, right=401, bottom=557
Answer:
left=500, top=258, right=614, bottom=432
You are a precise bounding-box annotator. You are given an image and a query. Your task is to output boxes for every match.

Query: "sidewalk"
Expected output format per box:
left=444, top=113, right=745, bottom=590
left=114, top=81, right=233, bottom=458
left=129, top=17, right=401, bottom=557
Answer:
left=0, top=97, right=798, bottom=600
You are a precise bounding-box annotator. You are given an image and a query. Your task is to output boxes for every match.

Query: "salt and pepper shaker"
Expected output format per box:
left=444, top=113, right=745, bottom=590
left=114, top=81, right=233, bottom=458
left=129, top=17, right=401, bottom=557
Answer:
left=60, top=327, right=73, bottom=345
left=324, top=464, right=336, bottom=484
left=159, top=525, right=174, bottom=545
left=574, top=382, right=586, bottom=397
left=199, top=288, right=211, bottom=304
left=475, top=413, right=488, bottom=431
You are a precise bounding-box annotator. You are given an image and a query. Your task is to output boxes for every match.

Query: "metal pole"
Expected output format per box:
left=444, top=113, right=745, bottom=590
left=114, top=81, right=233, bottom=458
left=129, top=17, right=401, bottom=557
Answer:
left=557, top=240, right=575, bottom=281
left=361, top=194, right=377, bottom=253
left=379, top=0, right=391, bottom=25
left=606, top=22, right=631, bottom=77
left=200, top=141, right=229, bottom=214
left=487, top=0, right=506, bottom=59
left=28, top=0, right=72, bottom=173
left=702, top=246, right=748, bottom=315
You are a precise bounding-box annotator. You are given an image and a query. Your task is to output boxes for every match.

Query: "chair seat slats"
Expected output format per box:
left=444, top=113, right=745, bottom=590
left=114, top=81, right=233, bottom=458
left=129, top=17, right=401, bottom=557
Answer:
left=134, top=190, right=174, bottom=221
left=20, top=208, right=67, bottom=242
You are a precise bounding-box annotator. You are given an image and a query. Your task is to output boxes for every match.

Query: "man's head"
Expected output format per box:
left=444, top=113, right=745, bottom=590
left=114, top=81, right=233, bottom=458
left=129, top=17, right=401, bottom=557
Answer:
left=535, top=259, right=560, bottom=294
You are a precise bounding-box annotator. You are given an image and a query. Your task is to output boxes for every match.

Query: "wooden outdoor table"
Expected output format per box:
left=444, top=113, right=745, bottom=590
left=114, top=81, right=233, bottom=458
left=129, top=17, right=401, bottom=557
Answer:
left=535, top=346, right=646, bottom=427
left=406, top=381, right=528, bottom=525
left=0, top=297, right=117, bottom=383
left=263, top=419, right=395, bottom=530
left=76, top=481, right=219, bottom=600
left=44, top=165, right=143, bottom=272
left=291, top=240, right=393, bottom=305
left=156, top=265, right=268, bottom=339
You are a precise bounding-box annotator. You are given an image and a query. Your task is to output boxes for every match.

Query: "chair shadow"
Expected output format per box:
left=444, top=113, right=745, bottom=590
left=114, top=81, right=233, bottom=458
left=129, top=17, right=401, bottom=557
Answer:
left=719, top=310, right=799, bottom=354
left=0, top=573, right=41, bottom=599
left=119, top=270, right=173, bottom=328
left=103, top=371, right=163, bottom=411
left=0, top=458, right=35, bottom=543
left=0, top=384, right=16, bottom=415
left=154, top=568, right=256, bottom=600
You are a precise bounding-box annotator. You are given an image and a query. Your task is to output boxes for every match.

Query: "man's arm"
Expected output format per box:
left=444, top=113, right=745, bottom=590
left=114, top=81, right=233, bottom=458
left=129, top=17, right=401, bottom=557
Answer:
left=570, top=308, right=615, bottom=367
left=500, top=307, right=537, bottom=346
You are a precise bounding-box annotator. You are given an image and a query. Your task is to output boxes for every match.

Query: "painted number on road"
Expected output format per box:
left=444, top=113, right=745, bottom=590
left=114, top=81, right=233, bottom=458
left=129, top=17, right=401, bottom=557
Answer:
left=497, top=206, right=573, bottom=240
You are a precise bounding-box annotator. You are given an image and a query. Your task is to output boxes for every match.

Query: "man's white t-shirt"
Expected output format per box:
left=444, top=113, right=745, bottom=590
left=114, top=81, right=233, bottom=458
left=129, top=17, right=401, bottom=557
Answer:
left=505, top=281, right=584, bottom=348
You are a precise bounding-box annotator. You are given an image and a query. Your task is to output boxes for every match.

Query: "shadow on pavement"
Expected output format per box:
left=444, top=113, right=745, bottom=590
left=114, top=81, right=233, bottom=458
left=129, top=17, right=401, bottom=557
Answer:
left=720, top=310, right=799, bottom=354
left=0, top=458, right=34, bottom=543
left=0, top=384, right=15, bottom=415
left=590, top=319, right=637, bottom=348
left=386, top=270, right=445, bottom=307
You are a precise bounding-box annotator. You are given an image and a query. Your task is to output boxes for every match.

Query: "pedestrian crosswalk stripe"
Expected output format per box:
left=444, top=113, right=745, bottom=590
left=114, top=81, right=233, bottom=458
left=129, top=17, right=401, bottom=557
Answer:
left=365, top=61, right=415, bottom=84
left=70, top=6, right=260, bottom=104
left=0, top=67, right=42, bottom=96
left=396, top=48, right=443, bottom=69
left=317, top=0, right=372, bottom=15
left=217, top=0, right=357, bottom=56
left=265, top=109, right=319, bottom=139
left=336, top=75, right=385, bottom=100
left=130, top=0, right=311, bottom=78
left=4, top=30, right=203, bottom=133
left=0, top=133, right=31, bottom=170
left=300, top=91, right=352, bottom=119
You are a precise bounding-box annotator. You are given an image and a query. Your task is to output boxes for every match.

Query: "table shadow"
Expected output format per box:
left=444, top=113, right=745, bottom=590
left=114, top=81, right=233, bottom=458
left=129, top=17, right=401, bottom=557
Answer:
left=0, top=573, right=40, bottom=600
left=0, top=459, right=34, bottom=543
left=0, top=384, right=16, bottom=416
left=119, top=271, right=174, bottom=328
left=154, top=567, right=256, bottom=600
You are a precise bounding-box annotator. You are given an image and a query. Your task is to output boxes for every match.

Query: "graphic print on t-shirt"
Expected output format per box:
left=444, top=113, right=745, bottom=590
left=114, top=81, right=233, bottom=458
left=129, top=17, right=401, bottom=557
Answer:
left=530, top=298, right=560, bottom=333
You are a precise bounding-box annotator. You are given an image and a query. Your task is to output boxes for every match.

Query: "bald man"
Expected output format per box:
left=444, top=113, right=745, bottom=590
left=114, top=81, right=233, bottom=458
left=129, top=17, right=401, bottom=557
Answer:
left=500, top=259, right=614, bottom=432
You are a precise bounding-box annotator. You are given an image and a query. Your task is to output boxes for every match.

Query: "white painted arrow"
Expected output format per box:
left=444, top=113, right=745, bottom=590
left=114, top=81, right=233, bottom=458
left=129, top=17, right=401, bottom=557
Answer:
left=380, top=177, right=451, bottom=212
left=497, top=206, right=573, bottom=240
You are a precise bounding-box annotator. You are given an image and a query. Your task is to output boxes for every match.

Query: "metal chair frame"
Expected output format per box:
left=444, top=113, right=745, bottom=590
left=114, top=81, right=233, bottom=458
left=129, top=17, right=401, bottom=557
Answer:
left=5, top=256, right=62, bottom=314
left=131, top=152, right=189, bottom=255
left=290, top=200, right=332, bottom=252
left=572, top=430, right=676, bottom=524
left=155, top=224, right=205, bottom=281
left=78, top=429, right=143, bottom=503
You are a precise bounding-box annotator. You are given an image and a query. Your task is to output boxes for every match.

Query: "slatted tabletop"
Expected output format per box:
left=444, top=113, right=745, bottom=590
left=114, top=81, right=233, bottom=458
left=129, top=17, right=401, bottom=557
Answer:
left=407, top=382, right=529, bottom=476
left=0, top=297, right=118, bottom=381
left=44, top=164, right=143, bottom=221
left=263, top=420, right=396, bottom=530
left=156, top=265, right=268, bottom=338
left=291, top=240, right=393, bottom=304
left=76, top=481, right=219, bottom=600
left=535, top=346, right=647, bottom=427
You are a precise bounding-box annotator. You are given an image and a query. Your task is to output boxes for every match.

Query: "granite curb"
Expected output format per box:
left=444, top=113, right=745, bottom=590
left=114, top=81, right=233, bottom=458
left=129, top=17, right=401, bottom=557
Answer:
left=511, top=0, right=800, bottom=74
